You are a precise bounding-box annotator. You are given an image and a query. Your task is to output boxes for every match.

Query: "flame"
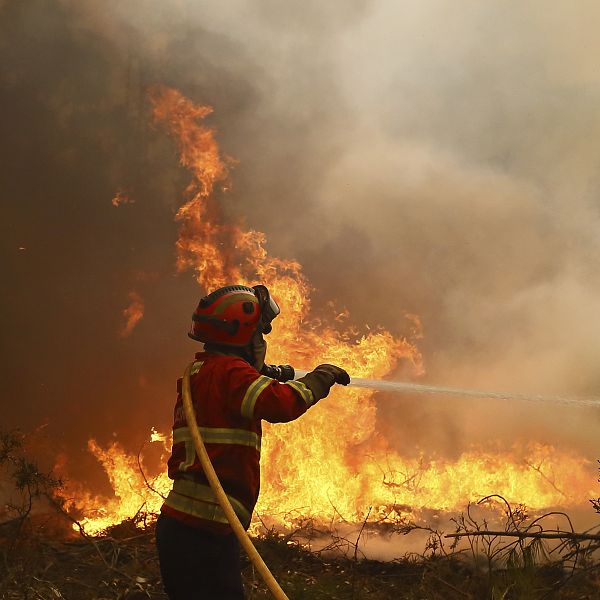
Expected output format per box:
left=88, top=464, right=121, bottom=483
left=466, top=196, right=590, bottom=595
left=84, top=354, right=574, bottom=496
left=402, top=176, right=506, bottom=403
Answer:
left=61, top=438, right=171, bottom=535
left=112, top=189, right=134, bottom=206
left=119, top=291, right=144, bottom=337
left=150, top=427, right=167, bottom=444
left=67, top=86, right=595, bottom=534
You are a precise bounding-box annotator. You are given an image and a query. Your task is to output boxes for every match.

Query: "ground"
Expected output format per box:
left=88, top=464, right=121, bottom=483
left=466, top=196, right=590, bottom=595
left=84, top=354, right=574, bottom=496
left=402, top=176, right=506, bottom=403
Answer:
left=1, top=516, right=599, bottom=600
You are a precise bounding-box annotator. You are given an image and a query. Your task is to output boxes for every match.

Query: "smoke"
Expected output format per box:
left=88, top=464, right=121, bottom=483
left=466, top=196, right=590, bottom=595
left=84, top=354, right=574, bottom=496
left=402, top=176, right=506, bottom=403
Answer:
left=300, top=2, right=600, bottom=459
left=1, top=0, right=600, bottom=480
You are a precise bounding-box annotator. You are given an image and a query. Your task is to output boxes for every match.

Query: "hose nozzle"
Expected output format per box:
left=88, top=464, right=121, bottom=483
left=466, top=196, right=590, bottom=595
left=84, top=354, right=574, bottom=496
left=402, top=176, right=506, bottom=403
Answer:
left=261, top=364, right=295, bottom=382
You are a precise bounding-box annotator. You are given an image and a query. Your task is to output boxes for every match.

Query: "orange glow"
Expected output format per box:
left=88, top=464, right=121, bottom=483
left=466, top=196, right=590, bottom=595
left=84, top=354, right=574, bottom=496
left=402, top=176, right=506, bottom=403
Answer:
left=65, top=86, right=595, bottom=534
left=111, top=189, right=134, bottom=207
left=61, top=437, right=171, bottom=535
left=119, top=291, right=144, bottom=338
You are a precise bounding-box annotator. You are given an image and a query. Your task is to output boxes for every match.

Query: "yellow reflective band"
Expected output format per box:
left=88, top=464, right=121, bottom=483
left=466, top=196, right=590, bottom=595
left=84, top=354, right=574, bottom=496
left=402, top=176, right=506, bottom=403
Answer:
left=213, top=293, right=258, bottom=315
left=178, top=440, right=196, bottom=472
left=284, top=380, right=315, bottom=407
left=190, top=360, right=204, bottom=376
left=165, top=489, right=228, bottom=525
left=240, top=375, right=273, bottom=419
left=165, top=478, right=251, bottom=528
left=177, top=360, right=204, bottom=472
left=173, top=426, right=261, bottom=453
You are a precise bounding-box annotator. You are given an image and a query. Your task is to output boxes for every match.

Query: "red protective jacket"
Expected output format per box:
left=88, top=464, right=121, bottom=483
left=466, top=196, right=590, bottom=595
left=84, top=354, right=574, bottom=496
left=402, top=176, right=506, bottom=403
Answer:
left=161, top=351, right=315, bottom=533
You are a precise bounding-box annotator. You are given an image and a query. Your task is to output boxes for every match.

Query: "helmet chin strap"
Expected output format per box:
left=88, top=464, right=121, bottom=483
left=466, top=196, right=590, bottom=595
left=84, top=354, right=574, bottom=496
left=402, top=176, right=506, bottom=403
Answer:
left=249, top=331, right=267, bottom=373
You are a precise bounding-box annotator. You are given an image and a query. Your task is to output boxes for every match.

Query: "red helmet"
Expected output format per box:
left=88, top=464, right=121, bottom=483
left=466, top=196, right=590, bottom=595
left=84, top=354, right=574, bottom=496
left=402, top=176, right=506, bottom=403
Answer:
left=188, top=284, right=280, bottom=347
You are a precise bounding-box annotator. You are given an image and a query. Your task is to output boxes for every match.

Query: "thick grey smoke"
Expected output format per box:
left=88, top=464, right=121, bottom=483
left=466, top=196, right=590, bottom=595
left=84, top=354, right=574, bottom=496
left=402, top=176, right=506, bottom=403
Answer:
left=2, top=0, right=599, bottom=479
left=305, top=2, right=600, bottom=458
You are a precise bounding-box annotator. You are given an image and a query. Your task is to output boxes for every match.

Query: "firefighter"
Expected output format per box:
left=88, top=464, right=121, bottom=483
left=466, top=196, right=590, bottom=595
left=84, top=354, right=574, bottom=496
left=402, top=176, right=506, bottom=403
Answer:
left=155, top=284, right=350, bottom=599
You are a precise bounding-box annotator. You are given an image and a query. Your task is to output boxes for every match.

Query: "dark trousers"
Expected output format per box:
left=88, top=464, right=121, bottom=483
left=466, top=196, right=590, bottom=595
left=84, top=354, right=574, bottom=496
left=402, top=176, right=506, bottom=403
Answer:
left=155, top=514, right=245, bottom=600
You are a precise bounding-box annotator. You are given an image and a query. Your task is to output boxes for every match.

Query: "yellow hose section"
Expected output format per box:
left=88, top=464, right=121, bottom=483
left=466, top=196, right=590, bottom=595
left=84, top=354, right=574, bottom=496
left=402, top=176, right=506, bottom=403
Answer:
left=181, top=361, right=289, bottom=600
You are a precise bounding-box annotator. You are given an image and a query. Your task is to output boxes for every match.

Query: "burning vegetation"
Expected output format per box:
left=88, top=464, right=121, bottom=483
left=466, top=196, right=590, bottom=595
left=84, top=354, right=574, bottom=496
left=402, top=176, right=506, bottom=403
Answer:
left=1, top=429, right=600, bottom=599
left=3, top=1, right=600, bottom=597
left=2, top=84, right=598, bottom=598
left=0, top=79, right=598, bottom=596
left=49, top=87, right=595, bottom=542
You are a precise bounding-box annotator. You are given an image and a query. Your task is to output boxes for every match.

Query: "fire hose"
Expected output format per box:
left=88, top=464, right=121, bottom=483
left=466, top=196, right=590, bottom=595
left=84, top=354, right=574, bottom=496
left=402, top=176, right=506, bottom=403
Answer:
left=293, top=371, right=600, bottom=409
left=181, top=361, right=289, bottom=600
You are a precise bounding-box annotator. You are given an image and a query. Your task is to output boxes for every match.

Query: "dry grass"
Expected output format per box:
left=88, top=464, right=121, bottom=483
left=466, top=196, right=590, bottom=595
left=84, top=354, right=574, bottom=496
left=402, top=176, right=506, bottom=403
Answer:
left=1, top=431, right=600, bottom=599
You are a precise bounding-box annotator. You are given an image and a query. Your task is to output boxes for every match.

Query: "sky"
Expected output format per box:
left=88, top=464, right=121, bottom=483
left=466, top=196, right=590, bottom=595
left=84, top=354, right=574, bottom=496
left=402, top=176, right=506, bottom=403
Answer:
left=2, top=0, right=600, bottom=481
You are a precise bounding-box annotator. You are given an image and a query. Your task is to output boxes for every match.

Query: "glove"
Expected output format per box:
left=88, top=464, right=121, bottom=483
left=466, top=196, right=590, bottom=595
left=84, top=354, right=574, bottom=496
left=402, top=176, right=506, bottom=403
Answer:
left=249, top=331, right=267, bottom=372
left=313, top=364, right=351, bottom=386
left=296, top=363, right=350, bottom=402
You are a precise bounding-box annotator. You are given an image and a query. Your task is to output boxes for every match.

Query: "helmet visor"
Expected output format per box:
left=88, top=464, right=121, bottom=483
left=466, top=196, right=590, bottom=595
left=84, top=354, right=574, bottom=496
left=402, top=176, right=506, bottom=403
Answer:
left=263, top=294, right=280, bottom=323
left=253, top=285, right=280, bottom=324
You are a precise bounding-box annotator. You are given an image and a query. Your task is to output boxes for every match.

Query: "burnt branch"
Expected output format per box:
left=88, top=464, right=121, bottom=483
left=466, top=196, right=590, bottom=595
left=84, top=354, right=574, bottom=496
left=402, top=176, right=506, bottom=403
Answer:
left=445, top=531, right=600, bottom=542
left=136, top=440, right=167, bottom=501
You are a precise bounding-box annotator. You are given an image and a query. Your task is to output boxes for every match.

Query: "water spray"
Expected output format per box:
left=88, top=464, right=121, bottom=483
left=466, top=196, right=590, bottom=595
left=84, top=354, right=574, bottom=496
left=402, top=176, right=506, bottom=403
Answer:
left=293, top=370, right=600, bottom=409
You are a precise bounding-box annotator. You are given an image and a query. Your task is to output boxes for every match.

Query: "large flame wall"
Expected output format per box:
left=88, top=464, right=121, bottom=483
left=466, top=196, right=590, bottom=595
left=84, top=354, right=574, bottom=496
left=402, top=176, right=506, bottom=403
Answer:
left=61, top=87, right=595, bottom=535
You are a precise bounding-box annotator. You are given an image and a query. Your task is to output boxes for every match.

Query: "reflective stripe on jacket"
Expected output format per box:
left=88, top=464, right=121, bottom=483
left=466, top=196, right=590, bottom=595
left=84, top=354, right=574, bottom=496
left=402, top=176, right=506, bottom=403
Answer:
left=164, top=477, right=252, bottom=529
left=161, top=351, right=315, bottom=533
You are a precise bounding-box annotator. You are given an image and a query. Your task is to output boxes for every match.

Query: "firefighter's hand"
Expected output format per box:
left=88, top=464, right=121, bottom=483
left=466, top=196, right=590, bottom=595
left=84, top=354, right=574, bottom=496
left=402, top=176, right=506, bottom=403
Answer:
left=313, top=364, right=350, bottom=386
left=297, top=364, right=350, bottom=402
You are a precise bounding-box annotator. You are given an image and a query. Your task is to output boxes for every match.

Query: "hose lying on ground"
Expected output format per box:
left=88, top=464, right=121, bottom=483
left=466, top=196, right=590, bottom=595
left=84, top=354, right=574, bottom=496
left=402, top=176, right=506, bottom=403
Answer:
left=181, top=361, right=289, bottom=600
